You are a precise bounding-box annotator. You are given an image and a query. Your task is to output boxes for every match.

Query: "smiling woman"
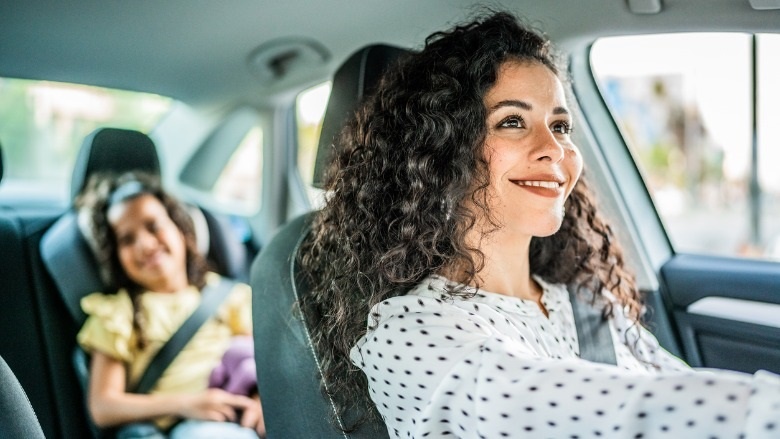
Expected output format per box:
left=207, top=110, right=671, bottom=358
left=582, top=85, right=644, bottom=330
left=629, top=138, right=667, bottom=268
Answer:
left=297, top=10, right=780, bottom=438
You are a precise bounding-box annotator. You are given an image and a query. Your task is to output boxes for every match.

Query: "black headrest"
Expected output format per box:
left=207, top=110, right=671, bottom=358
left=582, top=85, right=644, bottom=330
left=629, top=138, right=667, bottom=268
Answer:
left=70, top=127, right=161, bottom=201
left=0, top=141, right=4, bottom=183
left=312, top=44, right=408, bottom=188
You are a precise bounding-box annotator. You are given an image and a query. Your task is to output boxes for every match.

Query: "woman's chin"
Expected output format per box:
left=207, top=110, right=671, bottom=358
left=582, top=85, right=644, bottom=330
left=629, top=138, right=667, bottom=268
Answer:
left=531, top=217, right=565, bottom=238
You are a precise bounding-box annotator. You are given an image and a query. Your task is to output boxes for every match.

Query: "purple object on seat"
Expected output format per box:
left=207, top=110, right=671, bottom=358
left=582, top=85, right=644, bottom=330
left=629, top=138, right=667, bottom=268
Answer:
left=208, top=336, right=257, bottom=396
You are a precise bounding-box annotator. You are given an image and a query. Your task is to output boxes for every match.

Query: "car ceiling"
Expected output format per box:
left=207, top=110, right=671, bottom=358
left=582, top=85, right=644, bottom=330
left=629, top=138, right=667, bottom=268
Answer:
left=1, top=0, right=778, bottom=112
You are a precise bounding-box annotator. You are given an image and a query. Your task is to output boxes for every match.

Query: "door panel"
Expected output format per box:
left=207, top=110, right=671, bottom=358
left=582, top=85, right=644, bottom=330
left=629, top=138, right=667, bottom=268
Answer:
left=660, top=254, right=780, bottom=374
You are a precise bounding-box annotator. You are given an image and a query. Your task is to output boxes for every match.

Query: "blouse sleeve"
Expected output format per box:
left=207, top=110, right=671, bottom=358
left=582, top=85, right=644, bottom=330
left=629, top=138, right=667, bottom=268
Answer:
left=77, top=291, right=135, bottom=362
left=351, top=296, right=780, bottom=439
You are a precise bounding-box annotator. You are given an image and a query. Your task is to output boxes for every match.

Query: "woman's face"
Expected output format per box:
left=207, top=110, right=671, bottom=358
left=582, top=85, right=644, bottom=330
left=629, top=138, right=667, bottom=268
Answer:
left=108, top=193, right=189, bottom=292
left=481, top=60, right=583, bottom=238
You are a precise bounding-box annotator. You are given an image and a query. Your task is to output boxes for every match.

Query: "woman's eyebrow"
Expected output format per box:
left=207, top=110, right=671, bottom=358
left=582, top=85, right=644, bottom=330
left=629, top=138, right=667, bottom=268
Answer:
left=490, top=99, right=531, bottom=112
left=489, top=99, right=570, bottom=115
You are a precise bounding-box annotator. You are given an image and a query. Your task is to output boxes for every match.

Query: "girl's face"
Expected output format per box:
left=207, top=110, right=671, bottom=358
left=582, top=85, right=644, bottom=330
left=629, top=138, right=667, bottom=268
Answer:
left=481, top=60, right=583, bottom=238
left=108, top=193, right=189, bottom=292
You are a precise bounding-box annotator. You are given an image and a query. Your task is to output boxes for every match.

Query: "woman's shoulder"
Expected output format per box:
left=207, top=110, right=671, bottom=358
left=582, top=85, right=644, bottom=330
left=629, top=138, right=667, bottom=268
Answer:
left=372, top=275, right=512, bottom=325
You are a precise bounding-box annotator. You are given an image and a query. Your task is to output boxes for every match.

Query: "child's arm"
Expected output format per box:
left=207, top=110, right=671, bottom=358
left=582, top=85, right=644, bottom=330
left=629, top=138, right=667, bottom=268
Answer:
left=87, top=351, right=257, bottom=428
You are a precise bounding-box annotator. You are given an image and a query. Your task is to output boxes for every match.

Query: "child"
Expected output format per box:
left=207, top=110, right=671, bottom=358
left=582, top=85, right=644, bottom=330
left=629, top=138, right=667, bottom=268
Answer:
left=76, top=172, right=264, bottom=439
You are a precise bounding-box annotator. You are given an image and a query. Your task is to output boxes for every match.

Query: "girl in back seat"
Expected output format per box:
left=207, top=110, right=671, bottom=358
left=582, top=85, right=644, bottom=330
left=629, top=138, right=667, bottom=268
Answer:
left=76, top=171, right=264, bottom=439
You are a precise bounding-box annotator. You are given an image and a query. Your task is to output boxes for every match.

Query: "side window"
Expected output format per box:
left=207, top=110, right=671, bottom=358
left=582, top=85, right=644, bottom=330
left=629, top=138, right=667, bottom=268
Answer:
left=295, top=82, right=331, bottom=207
left=179, top=107, right=263, bottom=216
left=212, top=126, right=263, bottom=213
left=0, top=77, right=171, bottom=203
left=591, top=33, right=780, bottom=260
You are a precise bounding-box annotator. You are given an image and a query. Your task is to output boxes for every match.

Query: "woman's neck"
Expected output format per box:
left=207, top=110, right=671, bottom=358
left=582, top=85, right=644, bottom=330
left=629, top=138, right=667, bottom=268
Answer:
left=461, top=227, right=543, bottom=304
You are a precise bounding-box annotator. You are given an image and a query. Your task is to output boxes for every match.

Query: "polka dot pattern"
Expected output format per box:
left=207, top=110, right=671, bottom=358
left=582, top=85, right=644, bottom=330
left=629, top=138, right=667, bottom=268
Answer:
left=349, top=275, right=780, bottom=438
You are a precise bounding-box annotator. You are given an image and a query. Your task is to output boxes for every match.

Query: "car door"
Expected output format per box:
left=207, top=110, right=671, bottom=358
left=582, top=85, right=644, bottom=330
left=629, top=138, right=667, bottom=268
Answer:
left=568, top=31, right=780, bottom=375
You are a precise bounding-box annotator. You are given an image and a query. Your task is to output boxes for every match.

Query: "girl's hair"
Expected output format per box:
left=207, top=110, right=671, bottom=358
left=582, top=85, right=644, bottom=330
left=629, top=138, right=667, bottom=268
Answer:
left=299, top=10, right=641, bottom=430
left=76, top=171, right=209, bottom=348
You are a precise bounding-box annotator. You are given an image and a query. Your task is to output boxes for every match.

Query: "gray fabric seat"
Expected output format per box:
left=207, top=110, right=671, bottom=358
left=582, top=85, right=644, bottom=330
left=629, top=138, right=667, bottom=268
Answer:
left=0, top=355, right=46, bottom=439
left=0, top=143, right=46, bottom=439
left=251, top=44, right=407, bottom=439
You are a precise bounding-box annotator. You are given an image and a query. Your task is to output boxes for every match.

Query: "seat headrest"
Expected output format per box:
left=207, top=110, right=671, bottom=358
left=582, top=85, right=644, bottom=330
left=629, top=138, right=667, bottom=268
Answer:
left=70, top=127, right=161, bottom=201
left=312, top=44, right=408, bottom=188
left=0, top=141, right=4, bottom=183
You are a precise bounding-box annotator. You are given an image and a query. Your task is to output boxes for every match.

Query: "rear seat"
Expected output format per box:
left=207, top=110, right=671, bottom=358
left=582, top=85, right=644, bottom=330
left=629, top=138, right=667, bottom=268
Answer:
left=0, top=141, right=75, bottom=437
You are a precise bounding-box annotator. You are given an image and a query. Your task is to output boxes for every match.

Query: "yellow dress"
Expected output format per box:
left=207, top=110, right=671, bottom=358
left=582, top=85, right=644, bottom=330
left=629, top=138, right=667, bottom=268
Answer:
left=77, top=272, right=252, bottom=429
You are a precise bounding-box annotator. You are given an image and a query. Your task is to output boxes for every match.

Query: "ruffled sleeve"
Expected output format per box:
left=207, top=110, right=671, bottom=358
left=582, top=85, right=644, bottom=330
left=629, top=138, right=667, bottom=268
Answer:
left=77, top=291, right=135, bottom=362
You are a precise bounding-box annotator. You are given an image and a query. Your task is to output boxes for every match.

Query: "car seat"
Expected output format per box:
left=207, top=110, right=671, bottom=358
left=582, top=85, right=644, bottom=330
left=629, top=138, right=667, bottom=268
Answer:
left=0, top=144, right=46, bottom=439
left=250, top=44, right=407, bottom=439
left=0, top=355, right=46, bottom=439
left=39, top=127, right=252, bottom=437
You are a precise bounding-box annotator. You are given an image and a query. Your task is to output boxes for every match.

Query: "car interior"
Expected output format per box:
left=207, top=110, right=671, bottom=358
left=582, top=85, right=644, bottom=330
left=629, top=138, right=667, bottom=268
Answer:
left=1, top=1, right=779, bottom=438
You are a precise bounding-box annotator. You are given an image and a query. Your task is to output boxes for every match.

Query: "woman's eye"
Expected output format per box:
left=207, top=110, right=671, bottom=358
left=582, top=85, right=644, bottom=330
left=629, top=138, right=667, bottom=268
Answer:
left=552, top=121, right=573, bottom=135
left=498, top=116, right=525, bottom=129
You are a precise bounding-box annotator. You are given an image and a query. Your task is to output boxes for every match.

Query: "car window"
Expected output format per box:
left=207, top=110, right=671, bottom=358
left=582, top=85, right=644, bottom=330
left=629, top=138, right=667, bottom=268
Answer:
left=591, top=33, right=780, bottom=261
left=295, top=81, right=331, bottom=207
left=212, top=125, right=264, bottom=214
left=0, top=77, right=172, bottom=204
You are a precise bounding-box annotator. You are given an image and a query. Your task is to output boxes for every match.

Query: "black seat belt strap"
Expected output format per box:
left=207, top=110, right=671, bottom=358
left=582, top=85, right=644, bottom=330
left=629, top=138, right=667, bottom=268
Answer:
left=567, top=284, right=617, bottom=365
left=132, top=277, right=236, bottom=394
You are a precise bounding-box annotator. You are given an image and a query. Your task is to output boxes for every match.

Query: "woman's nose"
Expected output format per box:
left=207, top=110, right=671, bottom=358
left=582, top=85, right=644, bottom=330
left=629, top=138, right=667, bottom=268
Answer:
left=531, top=127, right=565, bottom=163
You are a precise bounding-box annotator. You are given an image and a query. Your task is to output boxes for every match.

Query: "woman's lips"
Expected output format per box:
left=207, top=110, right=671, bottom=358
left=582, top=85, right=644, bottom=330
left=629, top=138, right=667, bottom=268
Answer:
left=510, top=178, right=565, bottom=198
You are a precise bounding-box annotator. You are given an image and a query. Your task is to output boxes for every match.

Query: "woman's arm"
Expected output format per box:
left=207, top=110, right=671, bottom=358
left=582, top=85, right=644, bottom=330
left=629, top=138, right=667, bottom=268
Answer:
left=87, top=351, right=258, bottom=428
left=352, top=295, right=780, bottom=438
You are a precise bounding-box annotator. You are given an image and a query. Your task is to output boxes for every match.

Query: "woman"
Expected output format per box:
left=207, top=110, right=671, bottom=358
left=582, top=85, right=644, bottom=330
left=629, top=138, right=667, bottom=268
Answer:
left=300, top=10, right=779, bottom=438
left=76, top=172, right=265, bottom=438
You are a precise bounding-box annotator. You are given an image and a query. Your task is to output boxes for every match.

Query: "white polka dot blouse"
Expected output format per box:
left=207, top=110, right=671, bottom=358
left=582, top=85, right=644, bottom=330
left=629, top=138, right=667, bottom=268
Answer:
left=350, top=275, right=780, bottom=438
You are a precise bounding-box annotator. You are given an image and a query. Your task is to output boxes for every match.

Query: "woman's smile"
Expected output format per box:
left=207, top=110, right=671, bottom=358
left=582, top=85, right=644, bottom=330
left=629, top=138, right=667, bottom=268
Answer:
left=510, top=174, right=567, bottom=198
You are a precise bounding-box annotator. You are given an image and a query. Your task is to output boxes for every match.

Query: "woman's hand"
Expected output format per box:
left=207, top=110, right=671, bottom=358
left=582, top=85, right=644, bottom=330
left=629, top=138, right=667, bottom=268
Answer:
left=178, top=388, right=256, bottom=423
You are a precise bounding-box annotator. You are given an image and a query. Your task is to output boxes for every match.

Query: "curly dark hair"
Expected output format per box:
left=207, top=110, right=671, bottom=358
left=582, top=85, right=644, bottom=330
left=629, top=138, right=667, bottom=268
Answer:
left=76, top=171, right=209, bottom=348
left=300, top=10, right=641, bottom=430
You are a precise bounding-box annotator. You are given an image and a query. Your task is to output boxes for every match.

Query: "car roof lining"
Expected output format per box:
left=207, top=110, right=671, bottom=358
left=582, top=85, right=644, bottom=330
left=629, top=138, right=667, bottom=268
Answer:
left=1, top=0, right=778, bottom=111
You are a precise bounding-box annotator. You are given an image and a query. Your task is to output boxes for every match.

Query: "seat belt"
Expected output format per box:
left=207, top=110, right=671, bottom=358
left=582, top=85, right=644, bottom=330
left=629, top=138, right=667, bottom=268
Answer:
left=131, top=277, right=236, bottom=393
left=567, top=284, right=617, bottom=365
